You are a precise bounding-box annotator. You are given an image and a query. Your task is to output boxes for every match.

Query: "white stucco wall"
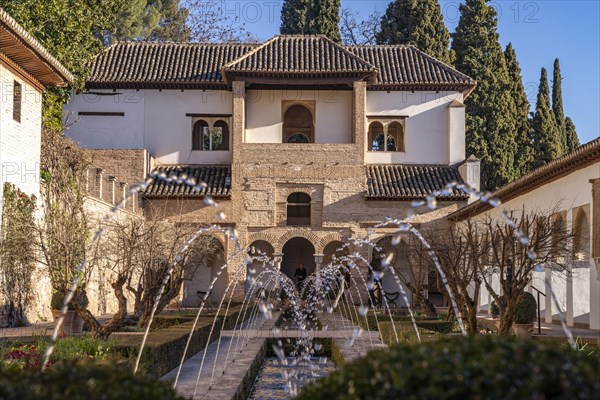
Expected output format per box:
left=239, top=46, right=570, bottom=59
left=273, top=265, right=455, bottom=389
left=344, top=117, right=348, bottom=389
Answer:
left=245, top=90, right=353, bottom=144
left=472, top=163, right=600, bottom=330
left=365, top=91, right=464, bottom=165
left=64, top=89, right=234, bottom=165
left=0, top=64, right=43, bottom=218
left=63, top=89, right=145, bottom=149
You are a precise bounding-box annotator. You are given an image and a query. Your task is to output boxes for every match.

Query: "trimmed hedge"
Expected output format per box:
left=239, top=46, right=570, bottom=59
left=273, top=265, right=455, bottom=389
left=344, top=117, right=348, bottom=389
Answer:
left=298, top=335, right=600, bottom=400
left=113, top=308, right=242, bottom=378
left=0, top=360, right=184, bottom=399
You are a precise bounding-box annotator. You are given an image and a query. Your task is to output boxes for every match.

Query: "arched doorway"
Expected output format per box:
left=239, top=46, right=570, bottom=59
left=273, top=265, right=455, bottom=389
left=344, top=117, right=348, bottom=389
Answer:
left=246, top=240, right=275, bottom=295
left=281, top=237, right=316, bottom=283
left=182, top=236, right=226, bottom=307
left=323, top=241, right=348, bottom=265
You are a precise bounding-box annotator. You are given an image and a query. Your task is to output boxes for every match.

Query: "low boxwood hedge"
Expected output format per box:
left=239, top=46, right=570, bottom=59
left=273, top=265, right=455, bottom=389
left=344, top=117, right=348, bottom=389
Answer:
left=113, top=308, right=242, bottom=378
left=298, top=335, right=600, bottom=400
left=0, top=360, right=184, bottom=399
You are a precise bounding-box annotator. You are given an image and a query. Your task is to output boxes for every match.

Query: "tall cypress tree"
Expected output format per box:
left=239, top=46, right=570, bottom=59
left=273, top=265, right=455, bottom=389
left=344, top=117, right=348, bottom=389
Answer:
left=451, top=0, right=518, bottom=190
left=280, top=0, right=341, bottom=42
left=564, top=117, right=580, bottom=152
left=308, top=0, right=341, bottom=42
left=531, top=68, right=562, bottom=167
left=280, top=0, right=309, bottom=35
left=504, top=43, right=533, bottom=176
left=551, top=58, right=567, bottom=154
left=376, top=0, right=453, bottom=64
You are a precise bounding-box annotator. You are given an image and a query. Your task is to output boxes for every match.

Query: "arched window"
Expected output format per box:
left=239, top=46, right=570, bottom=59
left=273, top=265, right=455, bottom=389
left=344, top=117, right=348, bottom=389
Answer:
left=368, top=122, right=384, bottom=151
left=192, top=120, right=209, bottom=150
left=283, top=104, right=314, bottom=143
left=213, top=120, right=229, bottom=150
left=388, top=122, right=404, bottom=152
left=287, top=192, right=311, bottom=226
left=572, top=210, right=590, bottom=261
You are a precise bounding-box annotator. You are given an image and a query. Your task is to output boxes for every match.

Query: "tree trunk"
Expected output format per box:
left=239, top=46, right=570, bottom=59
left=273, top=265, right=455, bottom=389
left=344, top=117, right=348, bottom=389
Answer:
left=97, top=275, right=128, bottom=339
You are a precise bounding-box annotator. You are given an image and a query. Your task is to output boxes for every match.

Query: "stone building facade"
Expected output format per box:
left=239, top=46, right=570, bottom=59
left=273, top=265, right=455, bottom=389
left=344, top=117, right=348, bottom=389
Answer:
left=64, top=35, right=479, bottom=306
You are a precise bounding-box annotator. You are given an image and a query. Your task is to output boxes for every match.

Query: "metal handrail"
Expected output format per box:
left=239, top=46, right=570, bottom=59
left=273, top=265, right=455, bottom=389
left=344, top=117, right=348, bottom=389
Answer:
left=531, top=286, right=547, bottom=335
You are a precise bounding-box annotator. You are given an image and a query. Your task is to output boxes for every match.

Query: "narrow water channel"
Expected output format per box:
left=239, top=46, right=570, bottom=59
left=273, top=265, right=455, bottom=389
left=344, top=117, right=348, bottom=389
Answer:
left=248, top=357, right=336, bottom=399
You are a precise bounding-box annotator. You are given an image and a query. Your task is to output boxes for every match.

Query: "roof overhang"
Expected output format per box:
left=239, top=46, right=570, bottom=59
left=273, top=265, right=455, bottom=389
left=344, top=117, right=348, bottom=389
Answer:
left=449, top=137, right=600, bottom=222
left=0, top=8, right=73, bottom=88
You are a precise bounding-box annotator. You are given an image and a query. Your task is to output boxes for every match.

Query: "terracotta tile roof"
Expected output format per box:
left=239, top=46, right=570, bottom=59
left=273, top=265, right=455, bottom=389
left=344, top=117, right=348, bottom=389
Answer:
left=0, top=8, right=73, bottom=86
left=86, top=36, right=475, bottom=91
left=449, top=137, right=600, bottom=221
left=366, top=164, right=469, bottom=200
left=222, top=35, right=377, bottom=82
left=144, top=165, right=231, bottom=198
left=346, top=45, right=474, bottom=90
left=88, top=42, right=254, bottom=89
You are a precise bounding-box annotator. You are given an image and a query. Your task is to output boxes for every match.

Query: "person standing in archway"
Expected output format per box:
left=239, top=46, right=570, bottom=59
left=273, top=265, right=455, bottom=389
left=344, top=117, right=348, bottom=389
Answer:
left=294, top=262, right=307, bottom=291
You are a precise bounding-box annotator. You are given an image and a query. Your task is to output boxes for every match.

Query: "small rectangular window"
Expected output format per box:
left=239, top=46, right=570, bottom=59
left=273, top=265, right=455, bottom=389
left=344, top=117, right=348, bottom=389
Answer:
left=13, top=81, right=22, bottom=122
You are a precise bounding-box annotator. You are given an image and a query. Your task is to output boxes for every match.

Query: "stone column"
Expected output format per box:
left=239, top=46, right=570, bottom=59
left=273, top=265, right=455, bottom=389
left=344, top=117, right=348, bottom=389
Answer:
left=545, top=268, right=553, bottom=323
left=85, top=168, right=90, bottom=193
left=314, top=254, right=324, bottom=271
left=590, top=178, right=600, bottom=330
left=96, top=168, right=105, bottom=200
left=352, top=81, right=367, bottom=165
left=108, top=176, right=117, bottom=205
left=231, top=80, right=246, bottom=225
left=120, top=182, right=128, bottom=206
left=273, top=253, right=284, bottom=271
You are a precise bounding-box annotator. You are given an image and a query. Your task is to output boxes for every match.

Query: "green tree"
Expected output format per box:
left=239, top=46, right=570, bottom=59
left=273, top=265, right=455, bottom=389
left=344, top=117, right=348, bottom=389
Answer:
left=504, top=43, right=533, bottom=176
left=564, top=117, right=580, bottom=152
left=280, top=0, right=309, bottom=35
left=531, top=68, right=562, bottom=167
left=451, top=0, right=518, bottom=190
left=551, top=58, right=567, bottom=154
left=376, top=0, right=453, bottom=64
left=280, top=0, right=341, bottom=42
left=112, top=0, right=190, bottom=42
left=0, top=0, right=125, bottom=128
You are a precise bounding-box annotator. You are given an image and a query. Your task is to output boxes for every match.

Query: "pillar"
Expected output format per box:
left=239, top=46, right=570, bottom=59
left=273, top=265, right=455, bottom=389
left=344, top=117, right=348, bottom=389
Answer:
left=273, top=253, right=284, bottom=271
left=590, top=178, right=600, bottom=330
left=120, top=182, right=128, bottom=206
left=314, top=254, right=324, bottom=271
left=96, top=168, right=104, bottom=200
left=352, top=81, right=367, bottom=164
left=108, top=176, right=117, bottom=205
left=545, top=268, right=553, bottom=323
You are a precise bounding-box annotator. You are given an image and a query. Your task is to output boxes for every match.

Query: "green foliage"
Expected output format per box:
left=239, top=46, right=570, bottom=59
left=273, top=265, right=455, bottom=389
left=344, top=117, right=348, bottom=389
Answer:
left=114, top=309, right=242, bottom=377
left=451, top=0, right=518, bottom=190
left=531, top=68, right=562, bottom=167
left=552, top=58, right=567, bottom=154
left=298, top=335, right=600, bottom=400
left=513, top=292, right=537, bottom=324
left=0, top=0, right=125, bottom=127
left=0, top=360, right=185, bottom=399
left=490, top=297, right=505, bottom=318
left=376, top=0, right=453, bottom=64
left=0, top=183, right=36, bottom=327
left=280, top=0, right=341, bottom=42
left=505, top=43, right=534, bottom=176
left=565, top=116, right=580, bottom=152
left=112, top=0, right=190, bottom=42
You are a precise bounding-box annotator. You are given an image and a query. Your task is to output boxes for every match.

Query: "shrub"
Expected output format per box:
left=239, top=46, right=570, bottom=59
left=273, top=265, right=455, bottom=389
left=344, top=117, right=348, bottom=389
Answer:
left=0, top=360, right=185, bottom=399
left=513, top=292, right=537, bottom=324
left=490, top=295, right=506, bottom=318
left=298, top=335, right=600, bottom=400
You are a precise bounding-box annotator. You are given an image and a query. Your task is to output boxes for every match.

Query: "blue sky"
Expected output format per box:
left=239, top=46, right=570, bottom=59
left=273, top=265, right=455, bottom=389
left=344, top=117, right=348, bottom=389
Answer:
left=225, top=0, right=599, bottom=143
